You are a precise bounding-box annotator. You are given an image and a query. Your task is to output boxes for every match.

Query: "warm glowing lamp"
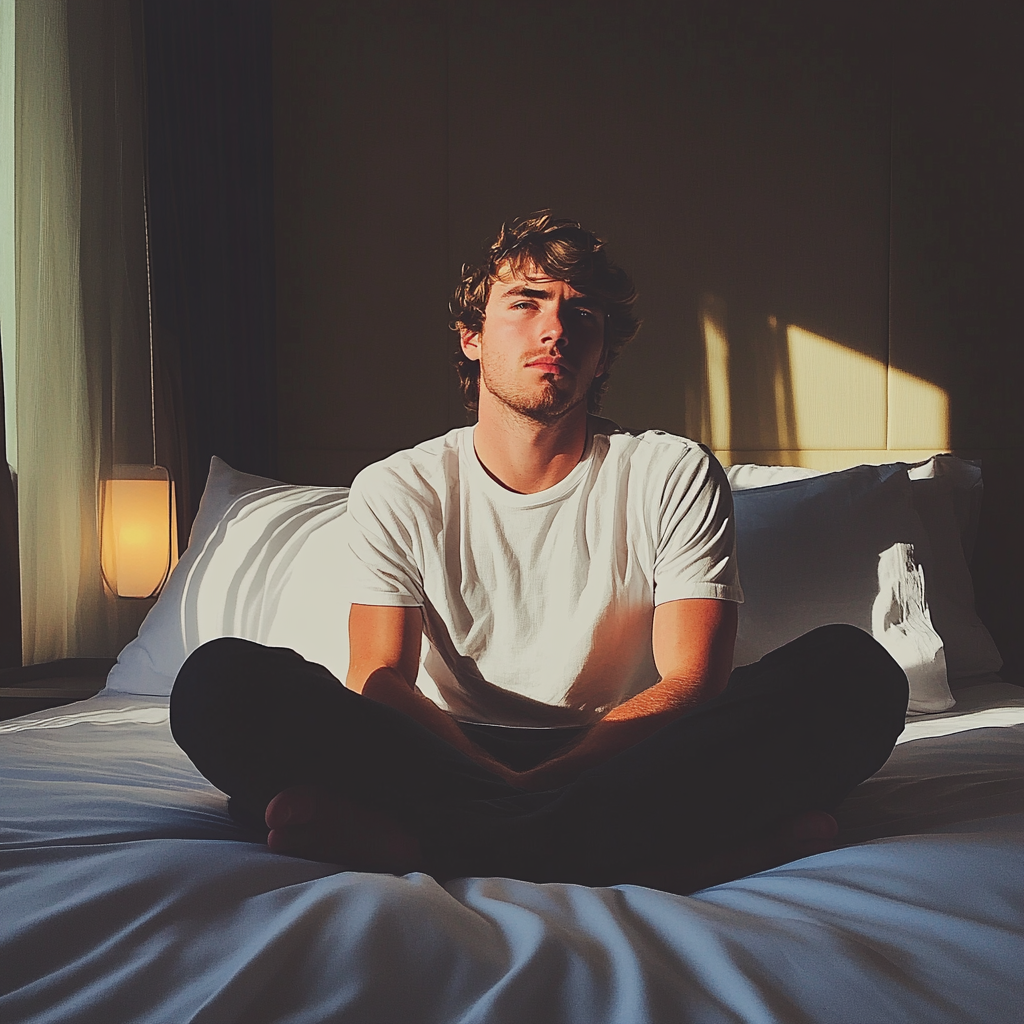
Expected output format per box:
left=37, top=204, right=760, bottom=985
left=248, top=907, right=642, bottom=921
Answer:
left=100, top=175, right=179, bottom=599
left=100, top=464, right=177, bottom=598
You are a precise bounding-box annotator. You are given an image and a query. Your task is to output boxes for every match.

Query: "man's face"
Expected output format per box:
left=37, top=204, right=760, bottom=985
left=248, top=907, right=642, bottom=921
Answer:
left=461, top=266, right=607, bottom=424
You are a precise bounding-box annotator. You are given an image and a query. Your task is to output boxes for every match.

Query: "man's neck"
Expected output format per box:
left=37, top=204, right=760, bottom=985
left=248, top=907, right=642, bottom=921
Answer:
left=472, top=397, right=590, bottom=495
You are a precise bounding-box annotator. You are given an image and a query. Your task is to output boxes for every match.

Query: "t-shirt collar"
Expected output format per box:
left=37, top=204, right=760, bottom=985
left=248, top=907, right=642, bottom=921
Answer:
left=461, top=425, right=598, bottom=508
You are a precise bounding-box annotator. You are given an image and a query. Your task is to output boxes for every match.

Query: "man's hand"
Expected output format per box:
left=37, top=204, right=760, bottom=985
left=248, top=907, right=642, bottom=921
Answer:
left=512, top=598, right=737, bottom=791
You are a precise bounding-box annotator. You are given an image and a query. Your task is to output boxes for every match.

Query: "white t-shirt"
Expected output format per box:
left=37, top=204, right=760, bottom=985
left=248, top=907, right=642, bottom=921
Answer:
left=343, top=424, right=743, bottom=727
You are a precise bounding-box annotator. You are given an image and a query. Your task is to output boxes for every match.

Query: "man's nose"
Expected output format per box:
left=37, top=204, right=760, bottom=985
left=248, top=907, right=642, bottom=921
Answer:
left=537, top=305, right=570, bottom=345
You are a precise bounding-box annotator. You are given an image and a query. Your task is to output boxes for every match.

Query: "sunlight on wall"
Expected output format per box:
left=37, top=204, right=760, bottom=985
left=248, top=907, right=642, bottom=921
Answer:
left=888, top=366, right=950, bottom=450
left=701, top=296, right=731, bottom=451
left=767, top=316, right=796, bottom=450
left=700, top=315, right=951, bottom=461
left=786, top=326, right=887, bottom=449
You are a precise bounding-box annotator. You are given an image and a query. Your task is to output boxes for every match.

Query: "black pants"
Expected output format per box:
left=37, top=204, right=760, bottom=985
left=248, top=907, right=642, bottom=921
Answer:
left=169, top=624, right=908, bottom=883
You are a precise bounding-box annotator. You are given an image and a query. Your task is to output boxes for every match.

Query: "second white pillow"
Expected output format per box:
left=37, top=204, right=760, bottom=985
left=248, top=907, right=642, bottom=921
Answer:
left=730, top=463, right=954, bottom=712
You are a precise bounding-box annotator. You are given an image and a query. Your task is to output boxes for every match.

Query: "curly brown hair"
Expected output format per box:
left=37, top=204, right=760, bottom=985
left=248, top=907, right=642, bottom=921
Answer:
left=450, top=212, right=640, bottom=414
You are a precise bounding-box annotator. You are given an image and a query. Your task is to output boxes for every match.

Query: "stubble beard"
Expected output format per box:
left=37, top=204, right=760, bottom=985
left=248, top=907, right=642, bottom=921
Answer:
left=480, top=363, right=586, bottom=426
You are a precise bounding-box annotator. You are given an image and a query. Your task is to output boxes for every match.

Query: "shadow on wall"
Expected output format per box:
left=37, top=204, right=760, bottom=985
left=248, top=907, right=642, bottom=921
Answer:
left=694, top=293, right=950, bottom=467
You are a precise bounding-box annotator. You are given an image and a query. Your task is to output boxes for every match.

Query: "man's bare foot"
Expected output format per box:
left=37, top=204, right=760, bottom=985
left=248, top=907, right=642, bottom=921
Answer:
left=625, top=810, right=839, bottom=895
left=265, top=786, right=424, bottom=874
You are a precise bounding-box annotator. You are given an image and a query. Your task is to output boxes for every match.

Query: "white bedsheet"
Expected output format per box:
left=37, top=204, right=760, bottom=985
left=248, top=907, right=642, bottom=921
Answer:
left=1, top=683, right=1022, bottom=1023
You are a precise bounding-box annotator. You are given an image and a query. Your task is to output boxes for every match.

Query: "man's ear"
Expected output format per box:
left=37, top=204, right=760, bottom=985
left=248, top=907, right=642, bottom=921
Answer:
left=460, top=325, right=482, bottom=362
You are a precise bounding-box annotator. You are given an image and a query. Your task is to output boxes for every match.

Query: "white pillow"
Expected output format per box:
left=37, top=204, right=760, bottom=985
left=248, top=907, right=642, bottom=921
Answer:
left=104, top=457, right=351, bottom=695
left=730, top=463, right=955, bottom=712
left=728, top=456, right=1001, bottom=685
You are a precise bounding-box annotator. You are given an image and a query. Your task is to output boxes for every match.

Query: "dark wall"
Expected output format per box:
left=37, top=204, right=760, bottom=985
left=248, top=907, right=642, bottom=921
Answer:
left=273, top=0, right=449, bottom=486
left=146, top=0, right=278, bottom=528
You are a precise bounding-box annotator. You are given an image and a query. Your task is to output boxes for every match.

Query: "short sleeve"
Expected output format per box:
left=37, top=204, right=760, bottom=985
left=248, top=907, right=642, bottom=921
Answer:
left=652, top=447, right=744, bottom=606
left=343, top=466, right=427, bottom=607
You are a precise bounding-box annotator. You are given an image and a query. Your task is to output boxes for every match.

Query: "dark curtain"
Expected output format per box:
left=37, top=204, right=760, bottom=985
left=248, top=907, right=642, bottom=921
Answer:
left=0, top=339, right=20, bottom=668
left=142, top=0, right=277, bottom=538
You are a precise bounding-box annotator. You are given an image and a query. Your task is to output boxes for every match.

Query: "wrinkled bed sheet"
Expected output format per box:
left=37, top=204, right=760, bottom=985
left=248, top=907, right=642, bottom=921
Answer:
left=1, top=683, right=1022, bottom=1024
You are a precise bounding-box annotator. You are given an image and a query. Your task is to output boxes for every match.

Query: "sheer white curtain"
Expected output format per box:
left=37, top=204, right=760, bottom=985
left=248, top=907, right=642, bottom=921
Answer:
left=14, top=0, right=150, bottom=663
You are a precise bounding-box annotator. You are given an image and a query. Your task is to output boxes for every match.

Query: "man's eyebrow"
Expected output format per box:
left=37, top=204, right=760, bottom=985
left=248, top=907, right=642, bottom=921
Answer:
left=502, top=285, right=552, bottom=299
left=501, top=285, right=601, bottom=306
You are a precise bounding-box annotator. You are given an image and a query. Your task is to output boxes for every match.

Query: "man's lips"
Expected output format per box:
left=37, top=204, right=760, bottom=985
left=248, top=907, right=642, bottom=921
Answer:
left=526, top=359, right=573, bottom=374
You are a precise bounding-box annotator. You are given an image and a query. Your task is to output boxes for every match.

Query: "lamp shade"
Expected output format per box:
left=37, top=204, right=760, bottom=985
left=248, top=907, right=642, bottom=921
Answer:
left=100, top=465, right=178, bottom=598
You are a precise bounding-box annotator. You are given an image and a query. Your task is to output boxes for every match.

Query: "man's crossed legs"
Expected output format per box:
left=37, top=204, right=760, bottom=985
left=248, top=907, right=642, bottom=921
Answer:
left=169, top=624, right=908, bottom=893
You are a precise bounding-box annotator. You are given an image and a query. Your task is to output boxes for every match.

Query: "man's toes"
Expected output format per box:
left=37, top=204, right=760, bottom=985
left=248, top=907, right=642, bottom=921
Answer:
left=267, top=823, right=308, bottom=856
left=265, top=786, right=318, bottom=829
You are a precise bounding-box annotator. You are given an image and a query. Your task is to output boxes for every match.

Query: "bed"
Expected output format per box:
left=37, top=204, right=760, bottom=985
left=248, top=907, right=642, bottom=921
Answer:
left=2, top=453, right=1022, bottom=1023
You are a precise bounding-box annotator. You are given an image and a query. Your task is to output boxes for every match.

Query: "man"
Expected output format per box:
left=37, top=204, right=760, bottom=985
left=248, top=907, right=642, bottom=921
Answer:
left=171, top=213, right=908, bottom=893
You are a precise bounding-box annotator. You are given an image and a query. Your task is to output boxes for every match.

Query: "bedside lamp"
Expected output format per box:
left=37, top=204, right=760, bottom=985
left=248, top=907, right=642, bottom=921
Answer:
left=100, top=464, right=177, bottom=598
left=100, top=175, right=180, bottom=600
